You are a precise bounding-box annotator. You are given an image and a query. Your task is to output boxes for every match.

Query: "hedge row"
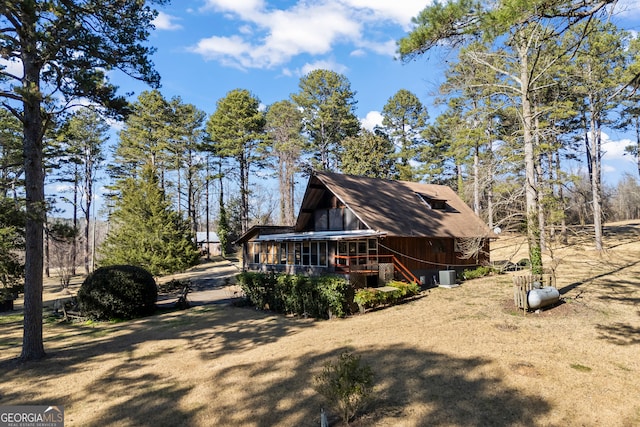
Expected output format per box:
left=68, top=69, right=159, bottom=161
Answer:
left=236, top=272, right=352, bottom=319
left=237, top=273, right=421, bottom=319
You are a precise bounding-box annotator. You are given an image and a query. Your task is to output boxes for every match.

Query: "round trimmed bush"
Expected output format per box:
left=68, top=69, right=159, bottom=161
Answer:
left=78, top=265, right=157, bottom=320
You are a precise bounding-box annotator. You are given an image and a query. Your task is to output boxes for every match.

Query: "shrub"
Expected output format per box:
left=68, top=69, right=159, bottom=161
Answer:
left=78, top=265, right=157, bottom=320
left=237, top=272, right=271, bottom=309
left=354, top=288, right=378, bottom=310
left=462, top=265, right=496, bottom=280
left=237, top=272, right=350, bottom=319
left=388, top=280, right=420, bottom=298
left=315, top=275, right=350, bottom=318
left=314, top=352, right=374, bottom=424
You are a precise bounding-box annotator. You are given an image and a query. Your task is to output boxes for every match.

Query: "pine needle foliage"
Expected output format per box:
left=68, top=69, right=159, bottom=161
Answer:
left=100, top=164, right=199, bottom=276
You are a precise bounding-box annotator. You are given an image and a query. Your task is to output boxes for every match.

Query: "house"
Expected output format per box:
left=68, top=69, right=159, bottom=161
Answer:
left=196, top=231, right=222, bottom=257
left=235, top=171, right=493, bottom=286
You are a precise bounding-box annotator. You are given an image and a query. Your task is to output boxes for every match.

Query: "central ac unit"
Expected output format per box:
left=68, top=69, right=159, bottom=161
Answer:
left=439, top=270, right=457, bottom=286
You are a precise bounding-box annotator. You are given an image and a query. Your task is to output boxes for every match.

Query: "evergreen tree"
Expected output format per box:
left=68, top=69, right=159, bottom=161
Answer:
left=1, top=0, right=165, bottom=361
left=340, top=129, right=397, bottom=179
left=100, top=164, right=200, bottom=277
left=167, top=98, right=206, bottom=235
left=0, top=110, right=23, bottom=200
left=563, top=21, right=628, bottom=250
left=265, top=100, right=304, bottom=225
left=291, top=69, right=360, bottom=171
left=399, top=0, right=614, bottom=272
left=112, top=89, right=172, bottom=185
left=58, top=110, right=108, bottom=274
left=206, top=89, right=265, bottom=234
left=381, top=89, right=428, bottom=181
left=0, top=198, right=25, bottom=292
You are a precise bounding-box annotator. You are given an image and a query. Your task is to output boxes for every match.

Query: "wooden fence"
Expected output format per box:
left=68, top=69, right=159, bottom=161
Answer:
left=513, top=272, right=556, bottom=312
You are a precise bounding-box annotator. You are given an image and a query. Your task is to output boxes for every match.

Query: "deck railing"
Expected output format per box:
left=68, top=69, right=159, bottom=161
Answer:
left=334, top=254, right=420, bottom=284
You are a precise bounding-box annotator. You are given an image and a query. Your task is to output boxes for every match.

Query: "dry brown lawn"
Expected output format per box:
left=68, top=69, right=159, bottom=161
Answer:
left=1, top=222, right=640, bottom=426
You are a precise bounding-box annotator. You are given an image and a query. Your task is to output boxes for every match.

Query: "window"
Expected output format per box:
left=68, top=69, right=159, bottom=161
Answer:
left=294, top=243, right=302, bottom=265
left=310, top=242, right=318, bottom=265
left=329, top=208, right=343, bottom=231
left=315, top=210, right=329, bottom=231
left=319, top=242, right=327, bottom=266
left=344, top=208, right=359, bottom=230
left=251, top=242, right=260, bottom=264
left=416, top=192, right=447, bottom=210
left=302, top=241, right=310, bottom=265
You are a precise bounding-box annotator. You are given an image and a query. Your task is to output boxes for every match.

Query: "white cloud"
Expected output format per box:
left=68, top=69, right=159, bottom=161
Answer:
left=360, top=110, right=383, bottom=131
left=201, top=0, right=266, bottom=19
left=612, top=0, right=640, bottom=18
left=338, top=0, right=430, bottom=29
left=152, top=12, right=183, bottom=30
left=190, top=0, right=427, bottom=70
left=0, top=57, right=23, bottom=79
left=602, top=131, right=635, bottom=162
left=300, top=60, right=348, bottom=76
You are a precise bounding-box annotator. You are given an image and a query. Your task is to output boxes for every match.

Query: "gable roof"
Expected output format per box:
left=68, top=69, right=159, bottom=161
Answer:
left=295, top=171, right=492, bottom=238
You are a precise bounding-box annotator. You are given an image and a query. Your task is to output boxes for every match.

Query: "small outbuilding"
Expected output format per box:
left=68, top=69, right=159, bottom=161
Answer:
left=235, top=172, right=493, bottom=286
left=196, top=231, right=222, bottom=257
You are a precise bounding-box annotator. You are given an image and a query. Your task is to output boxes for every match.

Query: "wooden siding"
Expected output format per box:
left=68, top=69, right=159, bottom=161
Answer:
left=378, top=237, right=487, bottom=274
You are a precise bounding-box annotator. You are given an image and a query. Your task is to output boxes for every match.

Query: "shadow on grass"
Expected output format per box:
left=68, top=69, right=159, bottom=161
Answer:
left=0, top=307, right=552, bottom=426
left=596, top=322, right=640, bottom=346
left=558, top=260, right=640, bottom=295
left=200, top=345, right=551, bottom=426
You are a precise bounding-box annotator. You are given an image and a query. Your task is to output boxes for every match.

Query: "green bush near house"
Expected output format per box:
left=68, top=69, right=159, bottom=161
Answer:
left=354, top=281, right=420, bottom=312
left=78, top=265, right=157, bottom=320
left=462, top=265, right=497, bottom=280
left=237, top=272, right=421, bottom=318
left=236, top=272, right=350, bottom=319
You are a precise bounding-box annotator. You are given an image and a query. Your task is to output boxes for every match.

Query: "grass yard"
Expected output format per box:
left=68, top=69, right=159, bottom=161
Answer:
left=1, top=222, right=639, bottom=426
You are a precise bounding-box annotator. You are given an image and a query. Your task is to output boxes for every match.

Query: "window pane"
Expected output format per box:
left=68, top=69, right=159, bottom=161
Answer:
left=310, top=241, right=318, bottom=265
left=303, top=241, right=310, bottom=265
left=329, top=208, right=343, bottom=231
left=320, top=242, right=327, bottom=266
left=287, top=242, right=294, bottom=265
left=295, top=243, right=301, bottom=265
left=315, top=210, right=328, bottom=231
left=280, top=243, right=287, bottom=264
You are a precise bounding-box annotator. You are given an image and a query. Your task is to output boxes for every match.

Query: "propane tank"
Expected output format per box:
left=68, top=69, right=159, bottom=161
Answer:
left=527, top=287, right=560, bottom=310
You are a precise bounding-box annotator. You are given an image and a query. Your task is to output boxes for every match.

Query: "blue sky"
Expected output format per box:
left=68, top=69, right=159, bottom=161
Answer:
left=52, top=0, right=640, bottom=215
left=116, top=0, right=640, bottom=183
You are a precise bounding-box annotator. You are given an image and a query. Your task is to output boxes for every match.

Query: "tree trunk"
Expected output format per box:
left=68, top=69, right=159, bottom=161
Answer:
left=72, top=163, right=78, bottom=276
left=21, top=25, right=46, bottom=360
left=205, top=156, right=210, bottom=260
left=473, top=143, right=480, bottom=216
left=518, top=42, right=542, bottom=273
left=589, top=103, right=603, bottom=251
left=635, top=116, right=640, bottom=178
left=287, top=156, right=296, bottom=225
left=278, top=155, right=286, bottom=224
left=84, top=155, right=92, bottom=275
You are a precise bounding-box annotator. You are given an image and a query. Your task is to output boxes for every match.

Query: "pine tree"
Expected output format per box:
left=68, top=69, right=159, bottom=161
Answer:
left=340, top=129, right=397, bottom=179
left=100, top=164, right=200, bottom=276
left=206, top=89, right=265, bottom=234
left=1, top=0, right=165, bottom=360
left=381, top=89, right=428, bottom=181
left=292, top=69, right=360, bottom=171
left=265, top=100, right=304, bottom=225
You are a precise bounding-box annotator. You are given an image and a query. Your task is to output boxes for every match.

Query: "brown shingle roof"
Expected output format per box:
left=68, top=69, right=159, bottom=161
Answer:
left=300, top=171, right=492, bottom=238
